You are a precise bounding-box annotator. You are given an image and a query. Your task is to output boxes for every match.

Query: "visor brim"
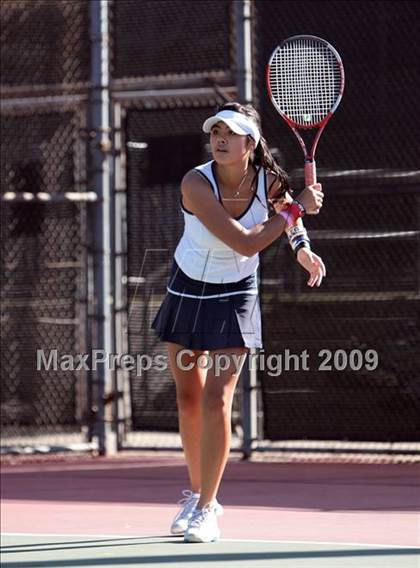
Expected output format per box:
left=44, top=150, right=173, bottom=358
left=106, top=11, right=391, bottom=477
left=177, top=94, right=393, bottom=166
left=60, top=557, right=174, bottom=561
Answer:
left=202, top=116, right=249, bottom=136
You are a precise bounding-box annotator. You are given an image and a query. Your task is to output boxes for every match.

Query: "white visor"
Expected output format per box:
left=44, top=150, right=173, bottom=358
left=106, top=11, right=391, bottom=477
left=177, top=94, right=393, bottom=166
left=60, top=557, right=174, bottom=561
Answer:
left=202, top=110, right=260, bottom=146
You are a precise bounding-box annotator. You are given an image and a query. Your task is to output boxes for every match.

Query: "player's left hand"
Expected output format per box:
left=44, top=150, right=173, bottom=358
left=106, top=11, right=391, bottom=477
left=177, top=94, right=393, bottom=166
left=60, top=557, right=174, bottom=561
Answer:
left=296, top=249, right=326, bottom=287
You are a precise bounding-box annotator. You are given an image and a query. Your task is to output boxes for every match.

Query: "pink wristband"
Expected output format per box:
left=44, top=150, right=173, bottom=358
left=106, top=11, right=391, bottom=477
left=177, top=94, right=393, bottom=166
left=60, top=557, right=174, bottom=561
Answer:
left=278, top=201, right=305, bottom=227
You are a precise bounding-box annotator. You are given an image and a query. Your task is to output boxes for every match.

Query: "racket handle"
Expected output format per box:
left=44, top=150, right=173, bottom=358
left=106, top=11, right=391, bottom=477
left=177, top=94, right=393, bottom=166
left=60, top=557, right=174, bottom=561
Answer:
left=304, top=160, right=317, bottom=186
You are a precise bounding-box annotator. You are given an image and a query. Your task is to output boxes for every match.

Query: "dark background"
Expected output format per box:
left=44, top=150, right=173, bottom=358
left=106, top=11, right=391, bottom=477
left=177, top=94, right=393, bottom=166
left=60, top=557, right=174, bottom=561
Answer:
left=1, top=1, right=419, bottom=445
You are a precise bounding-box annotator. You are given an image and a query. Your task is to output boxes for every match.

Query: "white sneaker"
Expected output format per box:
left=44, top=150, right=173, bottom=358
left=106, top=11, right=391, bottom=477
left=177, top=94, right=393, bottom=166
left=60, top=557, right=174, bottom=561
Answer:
left=170, top=490, right=200, bottom=535
left=184, top=503, right=221, bottom=543
left=170, top=490, right=224, bottom=536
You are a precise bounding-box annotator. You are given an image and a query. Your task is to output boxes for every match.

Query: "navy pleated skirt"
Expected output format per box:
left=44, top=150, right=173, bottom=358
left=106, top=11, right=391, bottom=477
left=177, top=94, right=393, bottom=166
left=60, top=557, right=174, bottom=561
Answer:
left=151, top=260, right=262, bottom=350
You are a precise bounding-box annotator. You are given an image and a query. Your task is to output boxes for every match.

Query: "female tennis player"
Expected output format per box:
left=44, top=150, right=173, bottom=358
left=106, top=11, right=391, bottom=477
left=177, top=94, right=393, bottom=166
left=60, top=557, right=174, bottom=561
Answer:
left=152, top=102, right=325, bottom=543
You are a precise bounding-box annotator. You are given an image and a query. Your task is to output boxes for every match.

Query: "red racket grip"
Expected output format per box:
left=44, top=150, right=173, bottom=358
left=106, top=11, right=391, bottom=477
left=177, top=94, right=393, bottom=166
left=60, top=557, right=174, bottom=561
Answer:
left=304, top=160, right=317, bottom=186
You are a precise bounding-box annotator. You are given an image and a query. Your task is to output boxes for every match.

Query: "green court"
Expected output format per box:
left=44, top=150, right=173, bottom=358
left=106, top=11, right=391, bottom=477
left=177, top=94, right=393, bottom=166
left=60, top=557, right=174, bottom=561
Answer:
left=2, top=533, right=419, bottom=568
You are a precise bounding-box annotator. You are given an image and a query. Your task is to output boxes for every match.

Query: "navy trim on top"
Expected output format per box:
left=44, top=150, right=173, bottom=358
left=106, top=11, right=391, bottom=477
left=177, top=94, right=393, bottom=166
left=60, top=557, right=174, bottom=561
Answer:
left=211, top=161, right=260, bottom=221
left=193, top=168, right=217, bottom=196
left=181, top=164, right=264, bottom=220
left=180, top=195, right=194, bottom=215
left=180, top=168, right=216, bottom=215
left=264, top=169, right=268, bottom=202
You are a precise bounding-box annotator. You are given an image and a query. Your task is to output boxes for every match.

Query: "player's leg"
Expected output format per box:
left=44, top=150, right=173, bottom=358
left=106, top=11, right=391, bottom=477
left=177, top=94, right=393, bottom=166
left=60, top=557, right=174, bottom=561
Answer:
left=198, top=346, right=248, bottom=508
left=166, top=342, right=207, bottom=493
left=183, top=346, right=247, bottom=542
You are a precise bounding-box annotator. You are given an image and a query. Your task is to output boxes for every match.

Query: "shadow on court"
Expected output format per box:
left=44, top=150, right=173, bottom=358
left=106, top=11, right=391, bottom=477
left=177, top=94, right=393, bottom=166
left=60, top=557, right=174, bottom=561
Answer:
left=1, top=534, right=420, bottom=568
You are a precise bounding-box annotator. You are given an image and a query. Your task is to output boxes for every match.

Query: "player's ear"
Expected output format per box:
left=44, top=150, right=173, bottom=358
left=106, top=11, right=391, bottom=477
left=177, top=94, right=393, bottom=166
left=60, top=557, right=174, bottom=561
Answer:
left=247, top=136, right=256, bottom=152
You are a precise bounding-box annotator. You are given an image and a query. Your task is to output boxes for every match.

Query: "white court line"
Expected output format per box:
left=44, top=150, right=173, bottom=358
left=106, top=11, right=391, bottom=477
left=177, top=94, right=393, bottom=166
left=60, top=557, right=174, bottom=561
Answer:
left=2, top=532, right=419, bottom=550
left=223, top=538, right=420, bottom=550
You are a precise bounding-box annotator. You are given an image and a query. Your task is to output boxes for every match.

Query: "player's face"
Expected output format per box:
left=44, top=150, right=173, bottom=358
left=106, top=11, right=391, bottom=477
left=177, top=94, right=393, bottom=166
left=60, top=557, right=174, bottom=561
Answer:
left=210, top=122, right=252, bottom=165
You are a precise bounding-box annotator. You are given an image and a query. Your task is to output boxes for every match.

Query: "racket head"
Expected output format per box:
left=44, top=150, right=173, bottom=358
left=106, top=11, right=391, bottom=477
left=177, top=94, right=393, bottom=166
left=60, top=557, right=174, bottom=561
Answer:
left=267, top=35, right=345, bottom=130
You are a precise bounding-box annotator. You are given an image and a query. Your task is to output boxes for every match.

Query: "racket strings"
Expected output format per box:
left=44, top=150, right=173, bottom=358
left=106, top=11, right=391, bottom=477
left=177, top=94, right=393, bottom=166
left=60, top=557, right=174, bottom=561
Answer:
left=269, top=38, right=342, bottom=126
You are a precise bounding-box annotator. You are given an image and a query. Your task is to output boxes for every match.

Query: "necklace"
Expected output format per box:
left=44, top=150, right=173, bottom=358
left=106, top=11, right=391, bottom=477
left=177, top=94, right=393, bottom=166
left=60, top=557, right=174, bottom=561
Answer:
left=233, top=168, right=249, bottom=197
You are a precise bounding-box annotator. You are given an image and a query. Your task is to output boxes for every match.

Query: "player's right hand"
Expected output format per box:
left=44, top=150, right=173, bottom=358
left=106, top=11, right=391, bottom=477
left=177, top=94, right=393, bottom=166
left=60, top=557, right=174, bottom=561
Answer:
left=296, top=183, right=323, bottom=214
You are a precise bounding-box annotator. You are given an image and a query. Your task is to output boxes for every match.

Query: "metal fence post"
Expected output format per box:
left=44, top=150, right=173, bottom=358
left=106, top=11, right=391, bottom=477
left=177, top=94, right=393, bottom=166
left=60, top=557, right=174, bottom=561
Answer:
left=113, top=101, right=132, bottom=449
left=235, top=0, right=258, bottom=458
left=89, top=0, right=117, bottom=455
left=235, top=0, right=253, bottom=104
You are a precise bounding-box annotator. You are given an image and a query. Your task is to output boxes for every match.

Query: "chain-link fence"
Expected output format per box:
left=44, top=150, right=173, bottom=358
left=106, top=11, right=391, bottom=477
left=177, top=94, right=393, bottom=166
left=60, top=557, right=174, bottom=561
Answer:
left=255, top=0, right=420, bottom=172
left=0, top=104, right=92, bottom=451
left=1, top=0, right=419, bottom=458
left=112, top=0, right=232, bottom=80
left=254, top=0, right=420, bottom=447
left=117, top=0, right=420, bottom=453
left=1, top=0, right=92, bottom=453
left=1, top=0, right=90, bottom=96
left=122, top=103, right=247, bottom=445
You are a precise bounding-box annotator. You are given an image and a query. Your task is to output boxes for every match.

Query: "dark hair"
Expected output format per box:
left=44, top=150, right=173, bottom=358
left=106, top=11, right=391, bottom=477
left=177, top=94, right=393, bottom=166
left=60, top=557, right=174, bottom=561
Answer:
left=217, top=102, right=290, bottom=200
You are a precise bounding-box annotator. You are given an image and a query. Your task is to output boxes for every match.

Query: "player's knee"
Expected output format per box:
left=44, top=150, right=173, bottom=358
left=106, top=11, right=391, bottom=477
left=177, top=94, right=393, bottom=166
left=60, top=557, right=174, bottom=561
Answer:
left=176, top=391, right=201, bottom=416
left=202, top=388, right=230, bottom=415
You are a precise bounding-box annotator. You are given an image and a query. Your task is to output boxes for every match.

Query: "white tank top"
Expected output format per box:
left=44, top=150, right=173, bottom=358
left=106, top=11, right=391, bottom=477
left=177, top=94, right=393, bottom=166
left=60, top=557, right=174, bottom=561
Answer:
left=174, top=160, right=269, bottom=283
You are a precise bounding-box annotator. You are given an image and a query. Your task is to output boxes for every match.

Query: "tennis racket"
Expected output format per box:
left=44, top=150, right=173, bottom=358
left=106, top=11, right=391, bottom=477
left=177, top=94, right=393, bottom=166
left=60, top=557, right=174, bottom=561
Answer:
left=267, top=35, right=345, bottom=186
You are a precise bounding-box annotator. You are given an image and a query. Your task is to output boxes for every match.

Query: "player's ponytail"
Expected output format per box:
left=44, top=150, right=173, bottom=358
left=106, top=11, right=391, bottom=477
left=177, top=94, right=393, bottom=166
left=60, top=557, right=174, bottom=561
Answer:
left=253, top=135, right=290, bottom=198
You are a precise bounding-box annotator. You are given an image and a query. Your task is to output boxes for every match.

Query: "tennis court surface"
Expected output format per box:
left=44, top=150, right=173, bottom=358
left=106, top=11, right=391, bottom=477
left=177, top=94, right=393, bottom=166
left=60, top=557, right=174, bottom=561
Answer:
left=1, top=454, right=419, bottom=567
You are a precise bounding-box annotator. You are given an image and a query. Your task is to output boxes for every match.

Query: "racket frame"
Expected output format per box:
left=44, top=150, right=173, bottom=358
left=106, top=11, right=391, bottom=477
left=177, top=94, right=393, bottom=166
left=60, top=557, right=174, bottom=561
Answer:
left=266, top=34, right=345, bottom=185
